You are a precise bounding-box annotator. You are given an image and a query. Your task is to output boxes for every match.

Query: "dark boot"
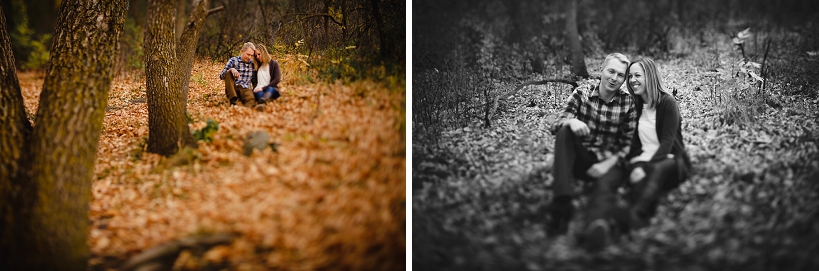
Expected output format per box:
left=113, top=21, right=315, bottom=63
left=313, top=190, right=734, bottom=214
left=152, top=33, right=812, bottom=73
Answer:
left=259, top=91, right=273, bottom=104
left=545, top=196, right=574, bottom=236
left=582, top=218, right=617, bottom=252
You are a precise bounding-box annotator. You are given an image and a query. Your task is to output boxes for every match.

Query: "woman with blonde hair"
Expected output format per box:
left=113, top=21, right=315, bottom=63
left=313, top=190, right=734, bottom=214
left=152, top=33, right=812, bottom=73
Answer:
left=622, top=57, right=691, bottom=229
left=251, top=44, right=282, bottom=106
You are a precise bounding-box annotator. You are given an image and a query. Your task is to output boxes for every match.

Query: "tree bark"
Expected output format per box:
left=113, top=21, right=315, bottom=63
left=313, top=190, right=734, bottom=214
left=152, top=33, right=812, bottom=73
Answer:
left=178, top=0, right=220, bottom=112
left=0, top=5, right=31, bottom=190
left=565, top=0, right=589, bottom=78
left=0, top=4, right=32, bottom=251
left=0, top=1, right=128, bottom=270
left=146, top=0, right=198, bottom=156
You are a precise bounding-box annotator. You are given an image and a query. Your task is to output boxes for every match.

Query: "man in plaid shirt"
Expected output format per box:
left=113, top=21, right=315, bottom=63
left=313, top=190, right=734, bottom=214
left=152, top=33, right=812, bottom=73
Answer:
left=546, top=53, right=636, bottom=245
left=219, top=42, right=258, bottom=107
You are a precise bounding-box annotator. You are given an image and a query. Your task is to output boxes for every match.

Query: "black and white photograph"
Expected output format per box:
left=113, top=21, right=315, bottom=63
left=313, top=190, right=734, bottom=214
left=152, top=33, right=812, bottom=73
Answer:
left=412, top=0, right=819, bottom=270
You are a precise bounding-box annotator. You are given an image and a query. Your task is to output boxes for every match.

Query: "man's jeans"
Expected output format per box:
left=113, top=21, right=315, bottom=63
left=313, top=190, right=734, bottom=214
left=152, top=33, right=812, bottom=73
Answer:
left=552, top=125, right=625, bottom=224
left=224, top=72, right=256, bottom=107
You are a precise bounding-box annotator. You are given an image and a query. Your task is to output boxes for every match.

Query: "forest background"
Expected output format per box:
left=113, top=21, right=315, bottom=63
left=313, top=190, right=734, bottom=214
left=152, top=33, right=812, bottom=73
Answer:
left=2, top=0, right=405, bottom=270
left=2, top=0, right=404, bottom=78
left=414, top=0, right=819, bottom=270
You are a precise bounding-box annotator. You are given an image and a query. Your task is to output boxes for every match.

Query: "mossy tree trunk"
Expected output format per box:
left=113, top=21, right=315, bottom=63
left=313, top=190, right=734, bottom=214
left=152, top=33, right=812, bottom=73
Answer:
left=0, top=5, right=32, bottom=248
left=145, top=0, right=198, bottom=156
left=0, top=1, right=128, bottom=270
left=0, top=4, right=31, bottom=185
left=146, top=0, right=218, bottom=156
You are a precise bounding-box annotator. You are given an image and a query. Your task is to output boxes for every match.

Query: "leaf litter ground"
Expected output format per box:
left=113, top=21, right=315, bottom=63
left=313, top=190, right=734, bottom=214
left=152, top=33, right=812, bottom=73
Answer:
left=19, top=56, right=406, bottom=270
left=413, top=48, right=819, bottom=269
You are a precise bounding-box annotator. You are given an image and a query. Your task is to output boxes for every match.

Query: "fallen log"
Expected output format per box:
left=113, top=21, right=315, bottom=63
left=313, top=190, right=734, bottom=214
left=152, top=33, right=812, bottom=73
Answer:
left=473, top=78, right=578, bottom=127
left=120, top=233, right=235, bottom=271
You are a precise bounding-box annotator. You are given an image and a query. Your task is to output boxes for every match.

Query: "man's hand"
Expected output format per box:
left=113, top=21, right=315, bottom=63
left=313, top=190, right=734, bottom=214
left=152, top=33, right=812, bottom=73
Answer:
left=253, top=87, right=262, bottom=93
left=229, top=68, right=239, bottom=79
left=586, top=156, right=618, bottom=178
left=630, top=167, right=646, bottom=183
left=565, top=118, right=590, bottom=137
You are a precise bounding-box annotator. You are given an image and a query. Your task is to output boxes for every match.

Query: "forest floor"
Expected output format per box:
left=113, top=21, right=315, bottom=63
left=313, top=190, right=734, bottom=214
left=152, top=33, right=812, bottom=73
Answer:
left=412, top=42, right=819, bottom=269
left=18, top=56, right=406, bottom=270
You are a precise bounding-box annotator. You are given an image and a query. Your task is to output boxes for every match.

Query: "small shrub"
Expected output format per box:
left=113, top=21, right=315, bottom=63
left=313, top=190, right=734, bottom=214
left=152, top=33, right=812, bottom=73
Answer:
left=130, top=136, right=149, bottom=161
left=191, top=72, right=208, bottom=86
left=9, top=0, right=51, bottom=70
left=122, top=19, right=145, bottom=70
left=192, top=119, right=219, bottom=142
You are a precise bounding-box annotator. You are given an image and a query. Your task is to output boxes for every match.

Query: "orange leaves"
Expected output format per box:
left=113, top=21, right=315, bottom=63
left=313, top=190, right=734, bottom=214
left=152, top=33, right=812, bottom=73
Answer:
left=0, top=55, right=409, bottom=269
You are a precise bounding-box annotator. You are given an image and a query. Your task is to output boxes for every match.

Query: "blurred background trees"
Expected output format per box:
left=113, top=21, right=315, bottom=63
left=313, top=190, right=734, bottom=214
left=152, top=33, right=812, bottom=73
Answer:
left=413, top=0, right=819, bottom=143
left=415, top=0, right=818, bottom=76
left=0, top=0, right=404, bottom=81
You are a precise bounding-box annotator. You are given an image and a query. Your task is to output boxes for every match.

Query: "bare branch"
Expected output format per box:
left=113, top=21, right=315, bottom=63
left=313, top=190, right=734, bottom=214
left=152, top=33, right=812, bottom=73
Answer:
left=207, top=6, right=224, bottom=16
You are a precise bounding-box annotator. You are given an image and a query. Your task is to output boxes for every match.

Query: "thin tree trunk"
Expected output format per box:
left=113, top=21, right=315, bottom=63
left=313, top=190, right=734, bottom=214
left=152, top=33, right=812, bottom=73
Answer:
left=146, top=0, right=198, bottom=156
left=370, top=0, right=387, bottom=59
left=324, top=0, right=330, bottom=42
left=565, top=0, right=589, bottom=78
left=0, top=1, right=128, bottom=270
left=175, top=0, right=188, bottom=46
left=341, top=0, right=347, bottom=42
left=178, top=0, right=222, bottom=112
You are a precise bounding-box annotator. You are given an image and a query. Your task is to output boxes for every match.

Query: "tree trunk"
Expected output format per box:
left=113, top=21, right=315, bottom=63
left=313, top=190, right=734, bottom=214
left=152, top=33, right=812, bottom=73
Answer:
left=0, top=4, right=32, bottom=250
left=565, top=0, right=589, bottom=78
left=175, top=0, right=188, bottom=46
left=146, top=0, right=198, bottom=156
left=178, top=0, right=219, bottom=112
left=0, top=1, right=128, bottom=270
left=370, top=0, right=386, bottom=59
left=0, top=5, right=31, bottom=188
left=324, top=0, right=330, bottom=42
left=341, top=0, right=347, bottom=42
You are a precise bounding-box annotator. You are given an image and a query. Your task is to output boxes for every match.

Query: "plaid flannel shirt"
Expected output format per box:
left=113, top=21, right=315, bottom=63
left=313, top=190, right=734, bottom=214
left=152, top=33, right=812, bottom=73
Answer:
left=219, top=56, right=255, bottom=89
left=550, top=79, right=636, bottom=161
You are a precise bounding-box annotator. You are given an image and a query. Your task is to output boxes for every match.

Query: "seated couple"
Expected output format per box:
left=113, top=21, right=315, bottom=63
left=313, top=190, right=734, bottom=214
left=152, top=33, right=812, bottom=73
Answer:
left=546, top=53, right=692, bottom=251
left=218, top=42, right=282, bottom=110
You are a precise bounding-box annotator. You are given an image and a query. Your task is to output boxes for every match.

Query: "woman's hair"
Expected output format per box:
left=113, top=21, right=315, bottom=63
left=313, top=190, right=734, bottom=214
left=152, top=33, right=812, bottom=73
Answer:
left=255, top=44, right=272, bottom=67
left=627, top=57, right=665, bottom=108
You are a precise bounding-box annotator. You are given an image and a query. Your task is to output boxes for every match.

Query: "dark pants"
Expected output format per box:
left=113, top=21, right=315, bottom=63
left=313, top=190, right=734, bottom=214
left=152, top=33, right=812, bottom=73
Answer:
left=253, top=86, right=280, bottom=102
left=552, top=126, right=625, bottom=223
left=628, top=158, right=680, bottom=221
left=224, top=73, right=256, bottom=107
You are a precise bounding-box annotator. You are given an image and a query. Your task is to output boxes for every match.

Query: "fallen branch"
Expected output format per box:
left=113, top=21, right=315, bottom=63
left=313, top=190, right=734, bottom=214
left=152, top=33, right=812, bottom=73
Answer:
left=468, top=78, right=577, bottom=111
left=475, top=78, right=578, bottom=127
left=284, top=13, right=344, bottom=27
left=207, top=6, right=225, bottom=16
left=121, top=233, right=234, bottom=271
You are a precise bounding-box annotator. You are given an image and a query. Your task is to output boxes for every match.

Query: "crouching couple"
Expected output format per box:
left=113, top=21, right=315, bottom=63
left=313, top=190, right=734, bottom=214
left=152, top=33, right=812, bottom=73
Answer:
left=218, top=42, right=282, bottom=110
left=546, top=53, right=691, bottom=251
